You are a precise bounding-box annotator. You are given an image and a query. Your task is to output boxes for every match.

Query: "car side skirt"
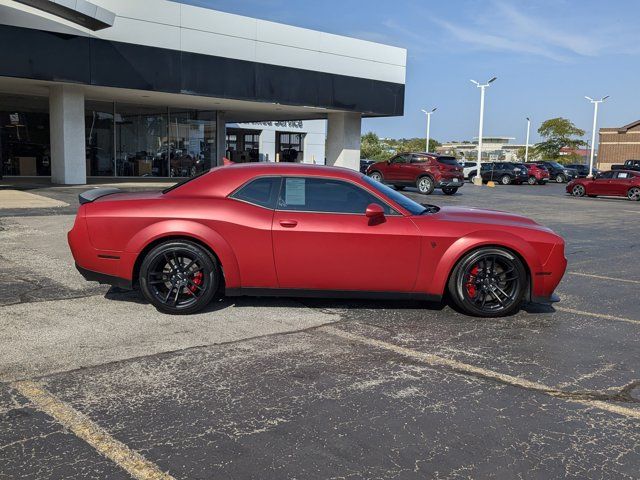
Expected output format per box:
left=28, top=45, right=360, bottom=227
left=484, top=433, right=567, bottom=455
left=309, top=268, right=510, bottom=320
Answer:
left=76, top=264, right=133, bottom=290
left=226, top=287, right=442, bottom=302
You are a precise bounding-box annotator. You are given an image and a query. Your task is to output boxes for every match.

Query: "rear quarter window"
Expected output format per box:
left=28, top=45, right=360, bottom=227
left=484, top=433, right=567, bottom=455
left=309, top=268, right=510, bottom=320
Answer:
left=230, top=177, right=281, bottom=209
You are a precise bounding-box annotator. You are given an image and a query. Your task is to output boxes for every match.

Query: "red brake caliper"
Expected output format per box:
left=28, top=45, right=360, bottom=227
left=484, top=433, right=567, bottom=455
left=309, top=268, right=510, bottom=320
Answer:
left=188, top=271, right=203, bottom=295
left=466, top=265, right=479, bottom=297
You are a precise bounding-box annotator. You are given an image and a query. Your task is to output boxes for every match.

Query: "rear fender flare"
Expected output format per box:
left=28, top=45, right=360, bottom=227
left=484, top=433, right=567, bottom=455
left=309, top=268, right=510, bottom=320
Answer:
left=123, top=220, right=241, bottom=287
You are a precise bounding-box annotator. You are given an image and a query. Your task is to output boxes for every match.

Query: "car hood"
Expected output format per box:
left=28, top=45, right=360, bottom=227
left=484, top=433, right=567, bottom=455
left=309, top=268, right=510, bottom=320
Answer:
left=430, top=206, right=545, bottom=229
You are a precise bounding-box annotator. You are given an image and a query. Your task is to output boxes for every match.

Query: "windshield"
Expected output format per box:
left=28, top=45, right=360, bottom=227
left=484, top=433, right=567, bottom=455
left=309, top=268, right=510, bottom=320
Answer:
left=548, top=162, right=564, bottom=169
left=362, top=175, right=438, bottom=215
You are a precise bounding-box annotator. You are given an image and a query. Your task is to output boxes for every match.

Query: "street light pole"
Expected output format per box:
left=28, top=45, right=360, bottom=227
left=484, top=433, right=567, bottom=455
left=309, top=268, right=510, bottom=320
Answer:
left=471, top=77, right=497, bottom=185
left=585, top=95, right=609, bottom=178
left=421, top=107, right=437, bottom=152
left=525, top=117, right=531, bottom=163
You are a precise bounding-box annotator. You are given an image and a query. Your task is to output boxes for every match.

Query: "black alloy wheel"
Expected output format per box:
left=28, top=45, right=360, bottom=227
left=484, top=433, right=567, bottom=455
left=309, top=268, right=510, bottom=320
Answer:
left=139, top=240, right=218, bottom=314
left=448, top=247, right=527, bottom=317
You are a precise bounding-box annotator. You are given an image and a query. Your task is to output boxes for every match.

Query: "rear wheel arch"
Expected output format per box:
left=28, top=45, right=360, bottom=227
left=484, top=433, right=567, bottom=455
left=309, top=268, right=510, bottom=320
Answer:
left=126, top=221, right=240, bottom=289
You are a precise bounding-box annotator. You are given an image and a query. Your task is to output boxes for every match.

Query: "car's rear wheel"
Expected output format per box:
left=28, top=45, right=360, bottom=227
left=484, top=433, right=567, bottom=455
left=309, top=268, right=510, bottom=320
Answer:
left=442, top=187, right=458, bottom=195
left=572, top=184, right=586, bottom=197
left=394, top=185, right=405, bottom=191
left=500, top=175, right=512, bottom=185
left=628, top=187, right=640, bottom=201
left=369, top=171, right=383, bottom=182
left=555, top=174, right=566, bottom=183
left=527, top=176, right=537, bottom=185
left=417, top=176, right=435, bottom=195
left=448, top=247, right=527, bottom=318
left=467, top=171, right=477, bottom=181
left=139, top=240, right=219, bottom=314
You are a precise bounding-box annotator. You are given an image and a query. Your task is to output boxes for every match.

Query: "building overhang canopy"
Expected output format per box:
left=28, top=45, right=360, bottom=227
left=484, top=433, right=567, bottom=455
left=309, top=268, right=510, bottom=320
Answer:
left=13, top=0, right=114, bottom=30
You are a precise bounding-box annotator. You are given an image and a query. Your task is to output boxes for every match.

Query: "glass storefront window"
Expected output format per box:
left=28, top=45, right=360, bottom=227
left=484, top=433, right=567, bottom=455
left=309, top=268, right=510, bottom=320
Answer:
left=169, top=110, right=216, bottom=177
left=226, top=128, right=260, bottom=163
left=116, top=104, right=169, bottom=177
left=277, top=131, right=305, bottom=162
left=0, top=94, right=50, bottom=177
left=85, top=101, right=114, bottom=176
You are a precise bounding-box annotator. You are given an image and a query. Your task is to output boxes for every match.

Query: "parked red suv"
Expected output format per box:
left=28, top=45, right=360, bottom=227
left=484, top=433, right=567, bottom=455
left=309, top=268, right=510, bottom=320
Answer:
left=518, top=163, right=550, bottom=185
left=366, top=153, right=464, bottom=195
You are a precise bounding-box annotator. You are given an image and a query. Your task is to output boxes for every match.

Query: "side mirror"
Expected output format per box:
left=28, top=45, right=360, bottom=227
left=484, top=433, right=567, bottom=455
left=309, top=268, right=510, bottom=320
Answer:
left=365, top=203, right=385, bottom=221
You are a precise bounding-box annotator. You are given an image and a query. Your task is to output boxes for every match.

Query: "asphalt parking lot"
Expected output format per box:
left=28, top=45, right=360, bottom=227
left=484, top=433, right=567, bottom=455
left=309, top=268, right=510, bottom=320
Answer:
left=1, top=180, right=639, bottom=479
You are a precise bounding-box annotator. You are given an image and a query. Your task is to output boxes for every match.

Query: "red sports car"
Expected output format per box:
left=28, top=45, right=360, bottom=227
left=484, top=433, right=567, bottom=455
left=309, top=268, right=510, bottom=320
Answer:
left=68, top=164, right=566, bottom=317
left=567, top=170, right=640, bottom=201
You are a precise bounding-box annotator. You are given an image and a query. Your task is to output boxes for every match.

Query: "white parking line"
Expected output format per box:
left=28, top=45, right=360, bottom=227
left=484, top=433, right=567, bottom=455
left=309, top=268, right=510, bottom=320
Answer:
left=568, top=272, right=640, bottom=284
left=554, top=307, right=640, bottom=326
left=322, top=326, right=640, bottom=420
left=11, top=381, right=174, bottom=480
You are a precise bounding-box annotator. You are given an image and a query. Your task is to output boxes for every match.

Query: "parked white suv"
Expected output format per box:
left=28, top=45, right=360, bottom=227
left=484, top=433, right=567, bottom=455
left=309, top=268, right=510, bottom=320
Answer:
left=459, top=161, right=478, bottom=180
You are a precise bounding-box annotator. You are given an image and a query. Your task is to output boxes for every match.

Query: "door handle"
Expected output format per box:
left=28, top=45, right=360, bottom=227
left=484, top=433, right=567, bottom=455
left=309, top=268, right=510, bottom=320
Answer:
left=279, top=220, right=298, bottom=228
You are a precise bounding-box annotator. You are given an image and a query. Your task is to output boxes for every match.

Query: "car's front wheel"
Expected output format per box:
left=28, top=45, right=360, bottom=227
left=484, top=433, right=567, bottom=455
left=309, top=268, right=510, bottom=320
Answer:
left=527, top=176, right=537, bottom=185
left=442, top=187, right=458, bottom=195
left=417, top=176, right=435, bottom=195
left=555, top=174, right=566, bottom=183
left=572, top=184, right=586, bottom=197
left=139, top=240, right=219, bottom=314
left=447, top=247, right=527, bottom=317
left=628, top=187, right=640, bottom=201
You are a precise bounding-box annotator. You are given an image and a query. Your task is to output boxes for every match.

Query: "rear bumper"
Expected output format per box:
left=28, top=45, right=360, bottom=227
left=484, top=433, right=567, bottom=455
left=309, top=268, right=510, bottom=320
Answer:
left=76, top=264, right=132, bottom=290
left=530, top=293, right=561, bottom=305
left=437, top=178, right=465, bottom=188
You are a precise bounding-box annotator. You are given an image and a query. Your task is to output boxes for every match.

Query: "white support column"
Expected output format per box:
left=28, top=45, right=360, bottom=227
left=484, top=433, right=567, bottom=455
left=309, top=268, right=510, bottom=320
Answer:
left=49, top=85, right=86, bottom=184
left=215, top=111, right=226, bottom=166
left=325, top=112, right=361, bottom=170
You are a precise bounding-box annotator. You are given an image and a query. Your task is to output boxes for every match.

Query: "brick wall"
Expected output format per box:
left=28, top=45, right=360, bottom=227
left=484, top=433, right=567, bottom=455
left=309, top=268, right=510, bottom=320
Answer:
left=597, top=124, right=640, bottom=170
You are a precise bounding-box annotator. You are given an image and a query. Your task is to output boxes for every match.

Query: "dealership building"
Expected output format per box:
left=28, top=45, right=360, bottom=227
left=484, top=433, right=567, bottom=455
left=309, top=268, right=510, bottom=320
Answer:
left=0, top=0, right=406, bottom=184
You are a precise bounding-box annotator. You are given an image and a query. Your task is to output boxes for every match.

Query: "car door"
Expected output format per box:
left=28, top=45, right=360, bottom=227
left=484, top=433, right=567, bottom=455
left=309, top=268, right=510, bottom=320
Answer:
left=589, top=171, right=614, bottom=195
left=271, top=176, right=421, bottom=292
left=610, top=171, right=633, bottom=195
left=384, top=155, right=408, bottom=182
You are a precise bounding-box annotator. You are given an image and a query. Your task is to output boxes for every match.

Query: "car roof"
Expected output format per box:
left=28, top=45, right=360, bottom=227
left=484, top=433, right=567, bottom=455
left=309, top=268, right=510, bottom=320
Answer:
left=165, top=163, right=366, bottom=198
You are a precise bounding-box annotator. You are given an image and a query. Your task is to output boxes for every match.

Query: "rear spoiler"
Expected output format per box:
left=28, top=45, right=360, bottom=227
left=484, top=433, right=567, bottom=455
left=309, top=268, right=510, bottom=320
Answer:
left=78, top=188, right=121, bottom=205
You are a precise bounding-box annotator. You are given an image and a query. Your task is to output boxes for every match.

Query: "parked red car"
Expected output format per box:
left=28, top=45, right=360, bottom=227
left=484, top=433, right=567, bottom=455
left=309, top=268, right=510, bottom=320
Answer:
left=68, top=163, right=566, bottom=317
left=567, top=170, right=640, bottom=201
left=366, top=153, right=464, bottom=195
left=518, top=163, right=549, bottom=185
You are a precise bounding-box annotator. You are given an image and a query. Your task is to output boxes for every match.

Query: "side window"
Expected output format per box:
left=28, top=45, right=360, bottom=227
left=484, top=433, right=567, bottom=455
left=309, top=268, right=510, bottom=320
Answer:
left=230, top=177, right=281, bottom=209
left=616, top=172, right=630, bottom=179
left=277, top=177, right=395, bottom=215
left=391, top=155, right=409, bottom=164
left=599, top=171, right=614, bottom=179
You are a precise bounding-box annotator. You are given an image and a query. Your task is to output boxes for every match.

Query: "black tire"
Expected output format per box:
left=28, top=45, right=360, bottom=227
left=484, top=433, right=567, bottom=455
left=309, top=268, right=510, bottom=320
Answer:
left=628, top=187, right=640, bottom=201
left=442, top=187, right=458, bottom=195
left=571, top=184, right=586, bottom=197
left=500, top=175, right=512, bottom=185
left=417, top=176, right=435, bottom=195
left=555, top=174, right=566, bottom=183
left=394, top=185, right=405, bottom=191
left=369, top=171, right=383, bottom=183
left=139, top=240, right=219, bottom=314
left=527, top=176, right=537, bottom=185
left=467, top=171, right=477, bottom=181
left=447, top=247, right=527, bottom=318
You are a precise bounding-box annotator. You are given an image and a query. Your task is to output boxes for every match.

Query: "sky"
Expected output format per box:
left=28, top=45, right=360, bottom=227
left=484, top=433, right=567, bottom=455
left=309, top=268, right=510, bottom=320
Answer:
left=180, top=0, right=640, bottom=144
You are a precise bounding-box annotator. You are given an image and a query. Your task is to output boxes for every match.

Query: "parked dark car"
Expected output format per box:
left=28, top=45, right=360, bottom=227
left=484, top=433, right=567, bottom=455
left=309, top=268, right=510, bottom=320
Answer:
left=367, top=153, right=464, bottom=195
left=359, top=159, right=376, bottom=174
left=533, top=161, right=578, bottom=183
left=566, top=164, right=601, bottom=178
left=611, top=160, right=640, bottom=172
left=477, top=162, right=529, bottom=185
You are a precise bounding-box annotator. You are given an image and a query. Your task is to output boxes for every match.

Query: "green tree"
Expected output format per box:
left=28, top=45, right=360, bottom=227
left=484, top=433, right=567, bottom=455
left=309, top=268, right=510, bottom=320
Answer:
left=516, top=146, right=538, bottom=161
left=535, top=118, right=586, bottom=160
left=360, top=132, right=387, bottom=161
